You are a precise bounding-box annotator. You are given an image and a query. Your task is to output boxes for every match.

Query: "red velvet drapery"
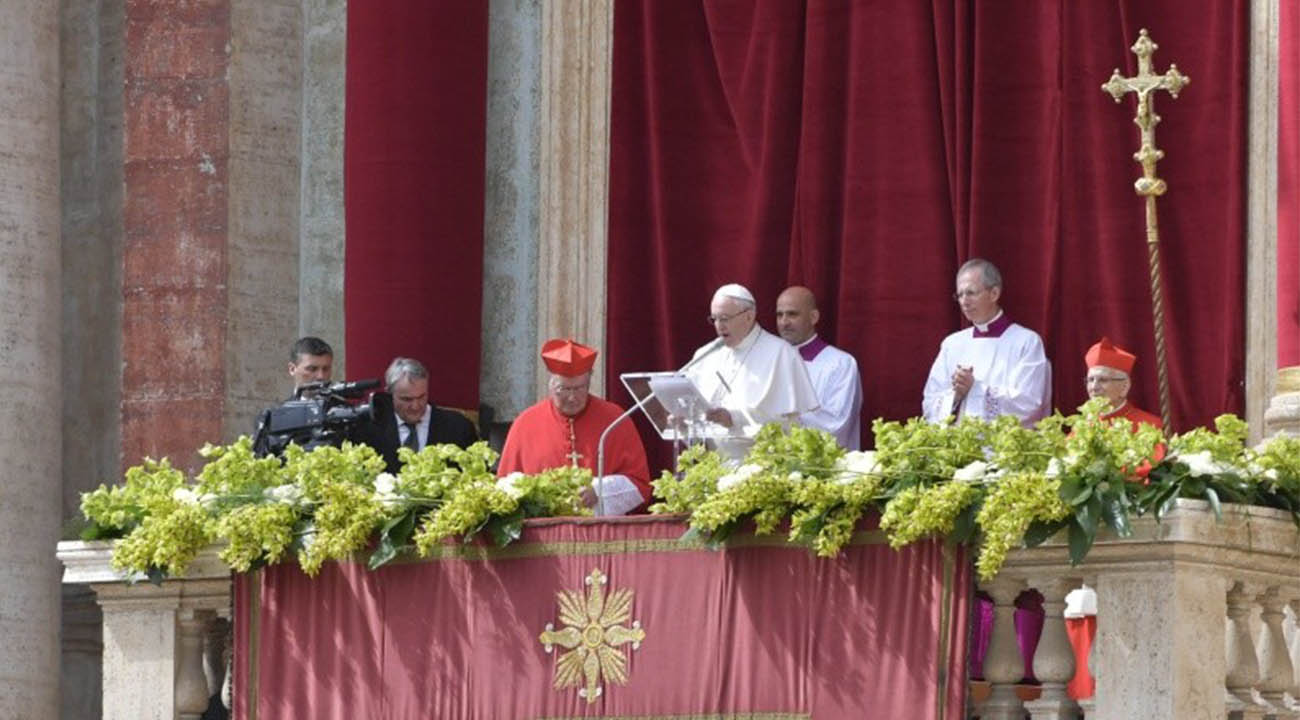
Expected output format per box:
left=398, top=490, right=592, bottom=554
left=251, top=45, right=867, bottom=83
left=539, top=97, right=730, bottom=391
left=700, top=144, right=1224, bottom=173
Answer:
left=1282, top=0, right=1300, bottom=366
left=608, top=1, right=1247, bottom=468
left=343, top=1, right=488, bottom=409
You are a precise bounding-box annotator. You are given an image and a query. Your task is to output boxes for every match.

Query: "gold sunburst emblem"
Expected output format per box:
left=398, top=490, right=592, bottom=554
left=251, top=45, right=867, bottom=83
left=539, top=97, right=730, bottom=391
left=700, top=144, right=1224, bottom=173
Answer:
left=538, top=568, right=646, bottom=704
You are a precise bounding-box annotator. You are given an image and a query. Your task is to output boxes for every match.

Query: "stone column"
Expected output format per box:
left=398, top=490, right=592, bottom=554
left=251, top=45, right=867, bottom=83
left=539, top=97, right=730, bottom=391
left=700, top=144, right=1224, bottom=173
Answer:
left=121, top=0, right=232, bottom=472
left=1245, top=0, right=1279, bottom=443
left=536, top=0, right=613, bottom=397
left=482, top=0, right=543, bottom=430
left=0, top=0, right=63, bottom=716
left=1265, top=366, right=1300, bottom=437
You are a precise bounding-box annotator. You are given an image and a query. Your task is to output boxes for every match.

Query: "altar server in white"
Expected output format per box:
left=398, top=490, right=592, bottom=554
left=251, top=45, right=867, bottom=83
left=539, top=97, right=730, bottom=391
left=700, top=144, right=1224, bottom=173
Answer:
left=922, top=258, right=1051, bottom=426
left=685, top=283, right=819, bottom=454
left=775, top=286, right=863, bottom=449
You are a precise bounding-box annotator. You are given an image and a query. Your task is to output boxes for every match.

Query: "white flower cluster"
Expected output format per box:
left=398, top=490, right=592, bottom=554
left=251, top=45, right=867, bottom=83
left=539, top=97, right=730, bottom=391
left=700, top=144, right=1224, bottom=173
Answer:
left=371, top=472, right=402, bottom=509
left=834, top=450, right=879, bottom=485
left=494, top=472, right=526, bottom=500
left=1173, top=450, right=1235, bottom=478
left=264, top=483, right=305, bottom=508
left=716, top=463, right=762, bottom=492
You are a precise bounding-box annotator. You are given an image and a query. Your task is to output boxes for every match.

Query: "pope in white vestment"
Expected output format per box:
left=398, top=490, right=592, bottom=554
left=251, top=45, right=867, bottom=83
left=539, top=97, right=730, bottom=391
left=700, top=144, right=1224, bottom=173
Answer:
left=685, top=283, right=819, bottom=456
left=922, top=259, right=1051, bottom=426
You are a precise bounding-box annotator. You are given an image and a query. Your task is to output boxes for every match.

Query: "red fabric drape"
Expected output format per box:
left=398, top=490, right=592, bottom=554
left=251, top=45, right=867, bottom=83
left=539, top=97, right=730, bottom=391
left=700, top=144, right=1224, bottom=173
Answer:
left=234, top=517, right=969, bottom=719
left=343, top=1, right=488, bottom=409
left=1282, top=0, right=1300, bottom=366
left=609, top=1, right=1247, bottom=470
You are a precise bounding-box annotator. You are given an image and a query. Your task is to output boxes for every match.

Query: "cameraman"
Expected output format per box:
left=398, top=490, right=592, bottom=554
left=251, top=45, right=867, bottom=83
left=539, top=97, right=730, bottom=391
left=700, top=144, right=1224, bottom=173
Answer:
left=253, top=336, right=371, bottom=457
left=285, top=336, right=334, bottom=396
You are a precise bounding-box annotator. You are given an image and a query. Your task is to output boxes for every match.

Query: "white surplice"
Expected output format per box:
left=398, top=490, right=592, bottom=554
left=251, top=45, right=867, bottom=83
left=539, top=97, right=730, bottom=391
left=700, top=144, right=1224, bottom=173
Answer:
left=795, top=335, right=863, bottom=450
left=686, top=324, right=820, bottom=444
left=921, top=312, right=1052, bottom=426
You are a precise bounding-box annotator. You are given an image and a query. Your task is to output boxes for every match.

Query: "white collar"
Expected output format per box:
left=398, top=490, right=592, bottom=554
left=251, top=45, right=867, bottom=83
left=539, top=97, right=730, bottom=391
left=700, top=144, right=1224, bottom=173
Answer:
left=395, top=405, right=431, bottom=428
left=972, top=309, right=1004, bottom=333
left=729, top=324, right=762, bottom=353
left=795, top=333, right=819, bottom=349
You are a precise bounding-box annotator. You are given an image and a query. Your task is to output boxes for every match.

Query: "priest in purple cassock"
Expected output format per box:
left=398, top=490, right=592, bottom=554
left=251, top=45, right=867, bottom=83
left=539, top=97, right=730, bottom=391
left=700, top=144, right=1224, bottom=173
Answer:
left=921, top=258, right=1052, bottom=426
left=775, top=285, right=863, bottom=450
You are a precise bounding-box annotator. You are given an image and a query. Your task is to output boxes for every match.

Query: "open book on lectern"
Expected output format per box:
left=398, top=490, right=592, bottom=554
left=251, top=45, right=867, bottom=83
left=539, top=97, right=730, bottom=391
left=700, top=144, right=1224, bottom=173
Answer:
left=619, top=372, right=731, bottom=441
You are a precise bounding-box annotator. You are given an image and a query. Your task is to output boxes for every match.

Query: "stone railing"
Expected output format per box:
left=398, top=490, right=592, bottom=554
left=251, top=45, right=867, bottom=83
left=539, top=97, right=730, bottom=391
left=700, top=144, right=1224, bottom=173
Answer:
left=976, top=498, right=1300, bottom=720
left=57, top=542, right=232, bottom=720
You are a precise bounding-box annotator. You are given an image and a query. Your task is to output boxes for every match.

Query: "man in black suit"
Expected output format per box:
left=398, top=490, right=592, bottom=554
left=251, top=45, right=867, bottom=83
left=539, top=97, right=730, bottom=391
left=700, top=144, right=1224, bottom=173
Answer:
left=368, top=357, right=478, bottom=473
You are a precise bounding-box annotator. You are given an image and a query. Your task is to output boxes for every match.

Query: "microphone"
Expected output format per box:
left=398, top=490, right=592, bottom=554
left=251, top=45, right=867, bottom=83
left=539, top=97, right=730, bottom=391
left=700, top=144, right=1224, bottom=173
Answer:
left=677, top=336, right=726, bottom=374
left=324, top=378, right=381, bottom=397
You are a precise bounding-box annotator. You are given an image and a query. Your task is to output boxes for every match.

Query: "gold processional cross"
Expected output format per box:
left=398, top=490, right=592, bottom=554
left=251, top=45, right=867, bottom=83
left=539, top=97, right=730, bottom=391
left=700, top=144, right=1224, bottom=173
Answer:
left=1101, top=29, right=1189, bottom=431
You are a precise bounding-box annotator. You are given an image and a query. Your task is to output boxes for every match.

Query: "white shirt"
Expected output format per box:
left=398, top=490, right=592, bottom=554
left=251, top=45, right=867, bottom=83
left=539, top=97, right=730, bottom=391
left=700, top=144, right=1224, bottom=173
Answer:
left=795, top=335, right=863, bottom=450
left=921, top=312, right=1052, bottom=426
left=396, top=406, right=431, bottom=450
left=686, top=324, right=820, bottom=436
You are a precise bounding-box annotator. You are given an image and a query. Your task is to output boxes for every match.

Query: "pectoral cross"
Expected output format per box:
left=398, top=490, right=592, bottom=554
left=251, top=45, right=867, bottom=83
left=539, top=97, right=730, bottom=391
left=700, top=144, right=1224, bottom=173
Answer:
left=1101, top=29, right=1188, bottom=432
left=565, top=420, right=583, bottom=467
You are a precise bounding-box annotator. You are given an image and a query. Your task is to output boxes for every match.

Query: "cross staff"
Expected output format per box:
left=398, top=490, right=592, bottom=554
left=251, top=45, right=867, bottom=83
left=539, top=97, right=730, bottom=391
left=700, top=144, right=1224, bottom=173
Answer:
left=1101, top=28, right=1189, bottom=431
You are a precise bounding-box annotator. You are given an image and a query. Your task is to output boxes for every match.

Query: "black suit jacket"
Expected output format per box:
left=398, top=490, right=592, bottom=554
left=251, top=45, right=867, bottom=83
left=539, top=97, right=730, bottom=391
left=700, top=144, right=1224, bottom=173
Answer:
left=363, top=392, right=479, bottom=473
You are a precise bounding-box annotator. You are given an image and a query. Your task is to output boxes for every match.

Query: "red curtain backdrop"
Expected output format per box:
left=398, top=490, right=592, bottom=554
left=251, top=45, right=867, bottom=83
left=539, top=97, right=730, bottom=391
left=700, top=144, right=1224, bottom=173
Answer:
left=1282, top=0, right=1300, bottom=366
left=608, top=1, right=1247, bottom=468
left=343, top=1, right=488, bottom=409
left=233, top=516, right=969, bottom=719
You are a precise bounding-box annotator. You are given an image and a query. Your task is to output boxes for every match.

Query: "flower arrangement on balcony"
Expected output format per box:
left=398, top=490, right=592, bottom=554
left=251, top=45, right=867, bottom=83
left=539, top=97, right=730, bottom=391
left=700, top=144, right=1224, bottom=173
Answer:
left=80, top=397, right=1300, bottom=582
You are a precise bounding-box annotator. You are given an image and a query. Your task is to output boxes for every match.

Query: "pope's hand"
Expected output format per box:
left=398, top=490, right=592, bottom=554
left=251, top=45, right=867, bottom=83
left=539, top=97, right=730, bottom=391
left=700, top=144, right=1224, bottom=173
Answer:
left=705, top=407, right=733, bottom=427
left=580, top=485, right=597, bottom=508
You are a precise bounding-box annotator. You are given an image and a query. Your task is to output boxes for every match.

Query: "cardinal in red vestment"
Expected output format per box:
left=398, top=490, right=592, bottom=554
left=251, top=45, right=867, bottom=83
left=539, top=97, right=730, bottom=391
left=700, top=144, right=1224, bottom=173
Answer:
left=497, top=338, right=652, bottom=515
left=1066, top=337, right=1164, bottom=699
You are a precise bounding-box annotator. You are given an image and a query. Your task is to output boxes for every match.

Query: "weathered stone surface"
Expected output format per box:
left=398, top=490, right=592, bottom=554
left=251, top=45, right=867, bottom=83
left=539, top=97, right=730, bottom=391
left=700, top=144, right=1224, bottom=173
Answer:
left=0, top=1, right=62, bottom=716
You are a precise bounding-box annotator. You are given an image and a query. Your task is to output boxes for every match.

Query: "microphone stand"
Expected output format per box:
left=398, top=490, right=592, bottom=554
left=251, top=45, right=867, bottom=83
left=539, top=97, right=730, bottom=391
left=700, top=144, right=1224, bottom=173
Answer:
left=594, top=338, right=727, bottom=515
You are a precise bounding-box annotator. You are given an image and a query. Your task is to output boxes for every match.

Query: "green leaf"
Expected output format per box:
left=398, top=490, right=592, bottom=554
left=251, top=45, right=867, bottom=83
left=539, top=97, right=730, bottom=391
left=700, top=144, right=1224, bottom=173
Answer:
left=1101, top=496, right=1131, bottom=537
left=951, top=502, right=981, bottom=545
left=487, top=511, right=525, bottom=547
left=1204, top=486, right=1222, bottom=521
left=1067, top=517, right=1096, bottom=565
left=1069, top=484, right=1094, bottom=507
left=1023, top=519, right=1066, bottom=548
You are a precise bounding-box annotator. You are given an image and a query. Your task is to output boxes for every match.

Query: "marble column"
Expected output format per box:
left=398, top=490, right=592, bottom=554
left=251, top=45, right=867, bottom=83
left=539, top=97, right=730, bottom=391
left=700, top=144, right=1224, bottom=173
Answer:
left=536, top=0, right=613, bottom=397
left=1246, top=0, right=1279, bottom=443
left=0, top=2, right=62, bottom=716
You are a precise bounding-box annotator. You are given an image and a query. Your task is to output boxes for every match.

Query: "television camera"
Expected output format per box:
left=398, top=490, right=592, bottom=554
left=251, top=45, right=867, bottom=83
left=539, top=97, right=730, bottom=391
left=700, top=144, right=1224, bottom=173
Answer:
left=252, top=379, right=381, bottom=458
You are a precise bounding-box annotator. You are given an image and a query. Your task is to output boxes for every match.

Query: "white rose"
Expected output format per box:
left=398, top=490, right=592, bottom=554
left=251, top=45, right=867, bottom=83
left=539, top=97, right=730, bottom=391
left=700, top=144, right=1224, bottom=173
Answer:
left=1045, top=457, right=1064, bottom=478
left=264, top=484, right=304, bottom=507
left=1179, top=450, right=1222, bottom=478
left=952, top=460, right=990, bottom=483
left=494, top=472, right=526, bottom=500
left=717, top=463, right=762, bottom=492
left=835, top=451, right=879, bottom=485
left=172, top=487, right=199, bottom=505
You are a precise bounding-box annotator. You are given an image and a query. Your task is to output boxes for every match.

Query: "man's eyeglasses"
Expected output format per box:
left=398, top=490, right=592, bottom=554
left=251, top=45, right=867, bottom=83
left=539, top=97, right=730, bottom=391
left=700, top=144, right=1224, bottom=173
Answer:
left=1086, top=375, right=1125, bottom=385
left=707, top=308, right=753, bottom=325
left=952, top=287, right=988, bottom=302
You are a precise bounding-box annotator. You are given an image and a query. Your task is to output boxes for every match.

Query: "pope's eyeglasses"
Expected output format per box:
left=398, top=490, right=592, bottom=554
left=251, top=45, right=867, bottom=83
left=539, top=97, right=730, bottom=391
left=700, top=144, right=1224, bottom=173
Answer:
left=707, top=308, right=753, bottom=325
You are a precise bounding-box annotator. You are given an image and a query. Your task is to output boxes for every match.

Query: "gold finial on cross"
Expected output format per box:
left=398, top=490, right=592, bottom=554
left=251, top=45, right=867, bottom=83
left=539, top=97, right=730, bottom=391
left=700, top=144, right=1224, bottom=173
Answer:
left=1102, top=29, right=1190, bottom=203
left=1101, top=29, right=1188, bottom=432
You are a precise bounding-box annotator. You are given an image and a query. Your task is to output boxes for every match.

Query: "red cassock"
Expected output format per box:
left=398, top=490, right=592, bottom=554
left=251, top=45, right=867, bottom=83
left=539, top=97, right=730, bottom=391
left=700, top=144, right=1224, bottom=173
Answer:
left=497, top=395, right=653, bottom=507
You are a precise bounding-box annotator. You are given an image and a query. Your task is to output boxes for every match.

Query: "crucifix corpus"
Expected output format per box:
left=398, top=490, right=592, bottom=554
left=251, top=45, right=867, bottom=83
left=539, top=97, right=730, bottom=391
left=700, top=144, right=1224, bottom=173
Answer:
left=1101, top=28, right=1189, bottom=431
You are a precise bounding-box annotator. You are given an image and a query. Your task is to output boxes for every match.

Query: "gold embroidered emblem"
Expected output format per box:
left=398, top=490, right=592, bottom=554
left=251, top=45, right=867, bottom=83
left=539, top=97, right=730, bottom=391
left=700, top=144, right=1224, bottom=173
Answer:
left=539, top=568, right=645, bottom=704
